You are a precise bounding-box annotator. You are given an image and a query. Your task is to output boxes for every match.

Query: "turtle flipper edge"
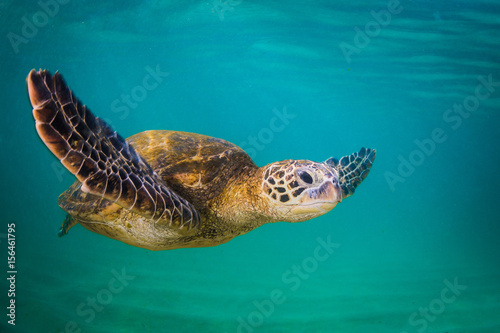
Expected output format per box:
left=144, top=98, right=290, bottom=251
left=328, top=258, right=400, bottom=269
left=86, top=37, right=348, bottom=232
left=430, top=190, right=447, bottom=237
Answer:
left=27, top=69, right=200, bottom=232
left=324, top=147, right=376, bottom=200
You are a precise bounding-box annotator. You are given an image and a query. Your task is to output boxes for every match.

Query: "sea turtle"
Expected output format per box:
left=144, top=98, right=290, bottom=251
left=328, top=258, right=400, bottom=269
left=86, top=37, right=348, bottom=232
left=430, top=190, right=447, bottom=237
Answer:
left=27, top=69, right=376, bottom=251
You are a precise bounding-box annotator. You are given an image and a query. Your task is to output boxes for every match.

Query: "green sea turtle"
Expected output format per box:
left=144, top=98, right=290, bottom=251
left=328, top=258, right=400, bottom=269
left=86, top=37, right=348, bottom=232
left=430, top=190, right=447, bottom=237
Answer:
left=27, top=69, right=376, bottom=251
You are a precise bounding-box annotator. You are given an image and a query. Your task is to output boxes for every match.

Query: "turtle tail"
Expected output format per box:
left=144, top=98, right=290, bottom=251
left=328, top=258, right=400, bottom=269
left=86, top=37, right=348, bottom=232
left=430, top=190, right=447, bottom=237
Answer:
left=27, top=69, right=201, bottom=232
left=324, top=148, right=376, bottom=199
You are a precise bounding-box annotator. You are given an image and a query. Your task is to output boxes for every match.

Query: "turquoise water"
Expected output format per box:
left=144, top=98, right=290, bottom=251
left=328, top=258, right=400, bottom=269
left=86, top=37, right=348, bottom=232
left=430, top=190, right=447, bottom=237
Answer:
left=1, top=0, right=500, bottom=332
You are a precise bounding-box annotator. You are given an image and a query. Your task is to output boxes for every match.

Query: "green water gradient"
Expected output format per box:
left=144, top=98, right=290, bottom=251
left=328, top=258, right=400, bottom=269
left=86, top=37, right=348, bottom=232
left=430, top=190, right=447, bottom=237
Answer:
left=0, top=0, right=499, bottom=332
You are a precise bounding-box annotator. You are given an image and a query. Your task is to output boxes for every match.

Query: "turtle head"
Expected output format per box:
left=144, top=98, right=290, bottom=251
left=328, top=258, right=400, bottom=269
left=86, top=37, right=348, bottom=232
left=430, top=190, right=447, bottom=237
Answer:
left=260, top=148, right=376, bottom=223
left=260, top=160, right=342, bottom=222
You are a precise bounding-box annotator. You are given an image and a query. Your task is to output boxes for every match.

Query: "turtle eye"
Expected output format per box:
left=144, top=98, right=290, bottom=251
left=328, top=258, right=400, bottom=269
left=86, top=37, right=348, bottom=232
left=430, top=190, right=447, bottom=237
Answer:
left=298, top=170, right=313, bottom=184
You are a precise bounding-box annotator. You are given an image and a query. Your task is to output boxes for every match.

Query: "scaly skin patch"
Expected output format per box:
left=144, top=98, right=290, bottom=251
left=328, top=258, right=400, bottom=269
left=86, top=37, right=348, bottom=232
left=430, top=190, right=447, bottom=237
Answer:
left=262, top=160, right=337, bottom=204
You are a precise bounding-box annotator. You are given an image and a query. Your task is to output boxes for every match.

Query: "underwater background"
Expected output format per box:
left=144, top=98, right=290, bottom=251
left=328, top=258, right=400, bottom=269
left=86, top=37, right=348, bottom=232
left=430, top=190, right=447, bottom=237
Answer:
left=1, top=0, right=499, bottom=332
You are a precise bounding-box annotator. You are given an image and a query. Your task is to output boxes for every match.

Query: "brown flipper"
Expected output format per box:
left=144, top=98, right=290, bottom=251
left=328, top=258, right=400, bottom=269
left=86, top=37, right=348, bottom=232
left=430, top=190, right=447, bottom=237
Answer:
left=325, top=148, right=376, bottom=199
left=27, top=69, right=200, bottom=231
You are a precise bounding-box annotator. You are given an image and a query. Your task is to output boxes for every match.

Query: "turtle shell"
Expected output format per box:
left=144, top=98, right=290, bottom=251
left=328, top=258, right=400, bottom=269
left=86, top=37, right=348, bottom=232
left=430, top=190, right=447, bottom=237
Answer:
left=59, top=130, right=257, bottom=220
left=127, top=130, right=257, bottom=208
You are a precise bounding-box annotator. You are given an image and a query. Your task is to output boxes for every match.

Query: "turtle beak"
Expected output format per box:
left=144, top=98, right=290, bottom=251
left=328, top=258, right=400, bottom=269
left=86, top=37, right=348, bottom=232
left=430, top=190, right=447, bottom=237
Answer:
left=320, top=177, right=343, bottom=204
left=292, top=177, right=342, bottom=214
left=281, top=174, right=343, bottom=222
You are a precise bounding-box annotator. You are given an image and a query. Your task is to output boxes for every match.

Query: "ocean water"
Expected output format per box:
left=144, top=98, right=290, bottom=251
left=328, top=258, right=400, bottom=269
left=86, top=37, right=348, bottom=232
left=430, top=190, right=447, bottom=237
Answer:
left=1, top=0, right=500, bottom=332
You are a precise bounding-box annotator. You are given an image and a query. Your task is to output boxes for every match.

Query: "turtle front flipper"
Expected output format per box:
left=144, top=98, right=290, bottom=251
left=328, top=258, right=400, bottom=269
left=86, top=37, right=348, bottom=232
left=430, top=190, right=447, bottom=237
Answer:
left=27, top=69, right=200, bottom=232
left=324, top=147, right=376, bottom=200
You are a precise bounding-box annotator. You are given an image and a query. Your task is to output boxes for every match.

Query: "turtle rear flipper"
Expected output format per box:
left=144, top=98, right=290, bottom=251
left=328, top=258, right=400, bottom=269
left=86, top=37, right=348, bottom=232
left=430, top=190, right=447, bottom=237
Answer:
left=27, top=69, right=200, bottom=232
left=325, top=147, right=376, bottom=199
left=58, top=214, right=77, bottom=237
